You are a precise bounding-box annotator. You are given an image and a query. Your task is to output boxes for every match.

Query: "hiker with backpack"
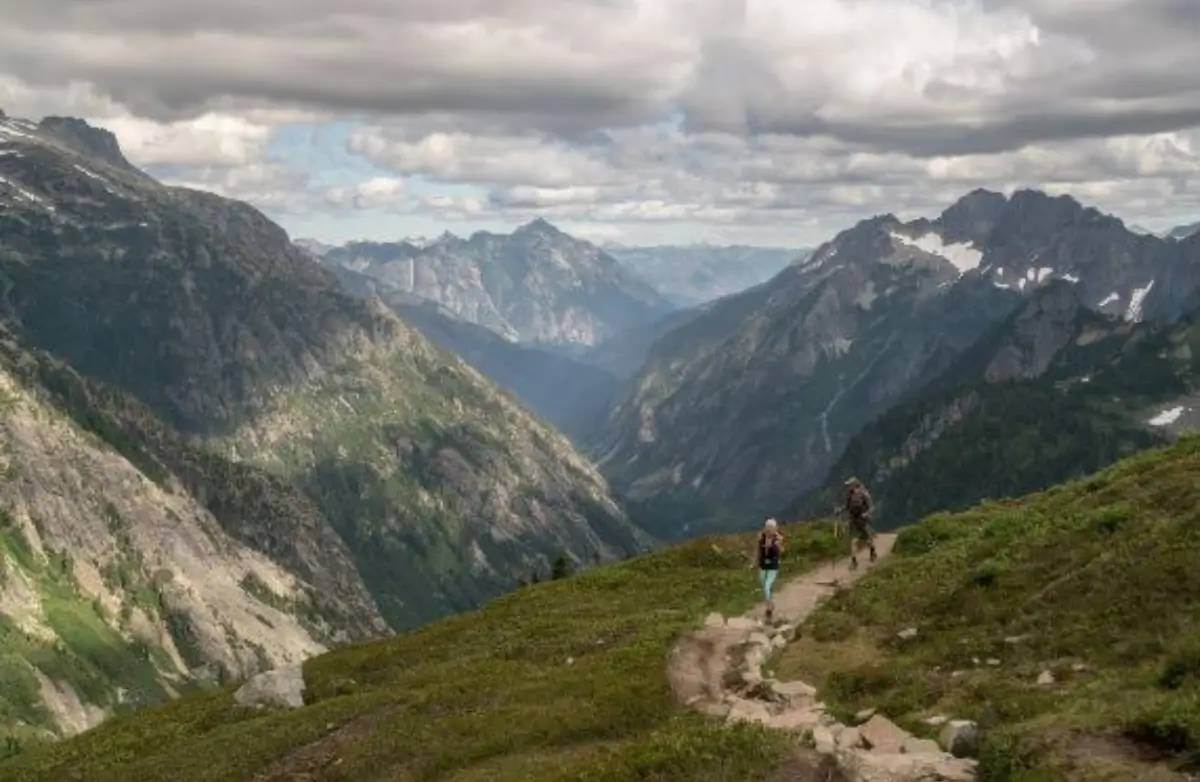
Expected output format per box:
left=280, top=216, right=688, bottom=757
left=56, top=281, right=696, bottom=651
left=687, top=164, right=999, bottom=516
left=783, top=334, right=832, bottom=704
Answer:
left=751, top=518, right=784, bottom=622
left=842, top=477, right=877, bottom=570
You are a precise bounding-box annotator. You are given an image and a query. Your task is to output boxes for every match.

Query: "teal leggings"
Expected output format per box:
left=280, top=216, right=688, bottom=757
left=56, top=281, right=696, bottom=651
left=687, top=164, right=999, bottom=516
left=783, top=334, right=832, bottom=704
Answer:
left=759, top=568, right=778, bottom=601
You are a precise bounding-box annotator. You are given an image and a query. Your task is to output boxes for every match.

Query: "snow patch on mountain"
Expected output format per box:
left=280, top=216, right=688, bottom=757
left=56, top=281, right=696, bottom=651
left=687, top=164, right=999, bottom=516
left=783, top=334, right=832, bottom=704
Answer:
left=1026, top=266, right=1055, bottom=284
left=0, top=174, right=54, bottom=212
left=1098, top=292, right=1120, bottom=307
left=1125, top=281, right=1154, bottom=323
left=1148, top=405, right=1185, bottom=426
left=890, top=231, right=983, bottom=272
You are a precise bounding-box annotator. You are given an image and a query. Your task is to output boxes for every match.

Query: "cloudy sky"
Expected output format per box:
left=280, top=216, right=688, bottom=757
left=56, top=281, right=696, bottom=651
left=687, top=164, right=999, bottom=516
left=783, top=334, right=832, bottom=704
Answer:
left=2, top=0, right=1199, bottom=246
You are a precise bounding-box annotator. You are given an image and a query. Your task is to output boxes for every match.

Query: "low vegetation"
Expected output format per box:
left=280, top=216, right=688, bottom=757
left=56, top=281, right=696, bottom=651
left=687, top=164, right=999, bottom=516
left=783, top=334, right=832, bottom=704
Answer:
left=777, top=434, right=1200, bottom=780
left=0, top=509, right=173, bottom=758
left=0, top=523, right=842, bottom=781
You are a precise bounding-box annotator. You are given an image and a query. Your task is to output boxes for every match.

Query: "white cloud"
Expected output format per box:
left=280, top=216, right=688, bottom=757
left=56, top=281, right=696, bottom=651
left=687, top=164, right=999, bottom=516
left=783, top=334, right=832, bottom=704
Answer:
left=0, top=0, right=1199, bottom=244
left=324, top=177, right=409, bottom=210
left=97, top=113, right=272, bottom=167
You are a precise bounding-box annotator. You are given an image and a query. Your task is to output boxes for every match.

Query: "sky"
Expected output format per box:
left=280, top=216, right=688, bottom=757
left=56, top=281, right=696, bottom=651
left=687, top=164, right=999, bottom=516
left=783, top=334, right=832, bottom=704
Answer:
left=2, top=0, right=1199, bottom=248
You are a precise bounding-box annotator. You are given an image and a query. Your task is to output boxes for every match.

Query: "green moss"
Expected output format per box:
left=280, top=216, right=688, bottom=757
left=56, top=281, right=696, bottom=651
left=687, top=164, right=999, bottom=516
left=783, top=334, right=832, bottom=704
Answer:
left=0, top=523, right=841, bottom=782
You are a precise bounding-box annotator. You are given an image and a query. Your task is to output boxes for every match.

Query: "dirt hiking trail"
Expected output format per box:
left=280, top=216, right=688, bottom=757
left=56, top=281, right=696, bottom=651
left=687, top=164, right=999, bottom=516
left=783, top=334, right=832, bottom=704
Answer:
left=668, top=532, right=980, bottom=781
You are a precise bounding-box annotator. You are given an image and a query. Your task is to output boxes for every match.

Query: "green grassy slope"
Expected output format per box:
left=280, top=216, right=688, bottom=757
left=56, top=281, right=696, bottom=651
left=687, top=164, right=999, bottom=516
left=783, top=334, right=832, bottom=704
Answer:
left=777, top=434, right=1200, bottom=781
left=0, top=525, right=843, bottom=782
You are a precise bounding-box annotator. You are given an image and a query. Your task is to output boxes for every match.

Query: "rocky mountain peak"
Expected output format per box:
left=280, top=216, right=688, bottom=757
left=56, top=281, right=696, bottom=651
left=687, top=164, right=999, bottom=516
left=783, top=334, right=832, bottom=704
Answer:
left=37, top=115, right=139, bottom=173
left=998, top=188, right=1113, bottom=235
left=319, top=220, right=672, bottom=346
left=936, top=188, right=1008, bottom=244
left=514, top=217, right=560, bottom=237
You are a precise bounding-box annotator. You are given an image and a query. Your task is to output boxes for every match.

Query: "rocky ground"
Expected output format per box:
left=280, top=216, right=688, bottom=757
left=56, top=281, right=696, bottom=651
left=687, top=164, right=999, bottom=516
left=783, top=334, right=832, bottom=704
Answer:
left=670, top=533, right=981, bottom=781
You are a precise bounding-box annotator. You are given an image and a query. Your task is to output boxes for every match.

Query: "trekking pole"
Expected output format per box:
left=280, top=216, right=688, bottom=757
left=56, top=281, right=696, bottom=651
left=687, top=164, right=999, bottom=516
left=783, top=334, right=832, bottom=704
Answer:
left=829, top=505, right=842, bottom=583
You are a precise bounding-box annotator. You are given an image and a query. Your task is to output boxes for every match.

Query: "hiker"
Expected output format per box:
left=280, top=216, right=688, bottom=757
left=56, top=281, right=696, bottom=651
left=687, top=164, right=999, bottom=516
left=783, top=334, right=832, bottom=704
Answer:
left=842, top=477, right=877, bottom=570
left=752, top=518, right=784, bottom=622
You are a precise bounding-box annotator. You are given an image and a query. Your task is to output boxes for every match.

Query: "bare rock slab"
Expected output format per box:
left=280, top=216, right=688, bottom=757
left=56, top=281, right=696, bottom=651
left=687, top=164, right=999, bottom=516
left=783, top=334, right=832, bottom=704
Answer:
left=234, top=664, right=306, bottom=710
left=859, top=714, right=910, bottom=754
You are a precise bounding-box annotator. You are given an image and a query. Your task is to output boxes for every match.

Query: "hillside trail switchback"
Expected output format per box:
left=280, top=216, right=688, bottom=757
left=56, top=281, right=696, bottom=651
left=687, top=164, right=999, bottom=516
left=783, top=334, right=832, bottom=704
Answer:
left=668, top=532, right=980, bottom=781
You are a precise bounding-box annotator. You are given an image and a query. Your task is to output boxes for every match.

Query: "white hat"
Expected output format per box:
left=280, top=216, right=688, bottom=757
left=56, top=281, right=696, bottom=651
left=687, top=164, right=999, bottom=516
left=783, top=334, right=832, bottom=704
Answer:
left=764, top=518, right=778, bottom=528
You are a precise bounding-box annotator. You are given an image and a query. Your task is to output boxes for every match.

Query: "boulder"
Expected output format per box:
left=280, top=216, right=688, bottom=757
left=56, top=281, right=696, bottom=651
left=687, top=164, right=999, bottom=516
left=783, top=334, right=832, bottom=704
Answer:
left=859, top=714, right=910, bottom=754
left=840, top=750, right=978, bottom=782
left=937, top=719, right=980, bottom=758
left=902, top=737, right=942, bottom=755
left=812, top=724, right=837, bottom=754
left=234, top=664, right=306, bottom=710
left=837, top=726, right=863, bottom=749
left=768, top=707, right=824, bottom=731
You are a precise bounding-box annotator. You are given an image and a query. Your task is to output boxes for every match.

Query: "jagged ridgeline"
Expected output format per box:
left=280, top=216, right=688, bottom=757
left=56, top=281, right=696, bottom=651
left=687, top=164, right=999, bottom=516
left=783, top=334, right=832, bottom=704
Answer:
left=592, top=189, right=1200, bottom=532
left=784, top=281, right=1200, bottom=526
left=0, top=114, right=647, bottom=740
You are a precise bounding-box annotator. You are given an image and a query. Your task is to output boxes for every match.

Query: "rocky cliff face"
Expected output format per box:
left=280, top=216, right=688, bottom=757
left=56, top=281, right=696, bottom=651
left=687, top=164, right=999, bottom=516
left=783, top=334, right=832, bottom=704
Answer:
left=0, top=112, right=648, bottom=725
left=0, top=335, right=369, bottom=743
left=785, top=283, right=1200, bottom=526
left=592, top=189, right=1200, bottom=524
left=319, top=220, right=675, bottom=347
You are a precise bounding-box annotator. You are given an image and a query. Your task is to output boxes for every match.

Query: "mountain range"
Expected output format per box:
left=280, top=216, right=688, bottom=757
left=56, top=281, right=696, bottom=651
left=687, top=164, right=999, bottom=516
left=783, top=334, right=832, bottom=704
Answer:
left=0, top=112, right=647, bottom=740
left=589, top=189, right=1200, bottom=531
left=313, top=222, right=675, bottom=348
left=314, top=260, right=623, bottom=443
left=3, top=104, right=1200, bottom=758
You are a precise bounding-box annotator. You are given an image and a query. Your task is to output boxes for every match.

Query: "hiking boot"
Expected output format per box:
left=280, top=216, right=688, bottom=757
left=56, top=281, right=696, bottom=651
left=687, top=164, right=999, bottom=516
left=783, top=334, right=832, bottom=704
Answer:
left=869, top=547, right=877, bottom=563
left=850, top=556, right=858, bottom=571
left=765, top=606, right=774, bottom=623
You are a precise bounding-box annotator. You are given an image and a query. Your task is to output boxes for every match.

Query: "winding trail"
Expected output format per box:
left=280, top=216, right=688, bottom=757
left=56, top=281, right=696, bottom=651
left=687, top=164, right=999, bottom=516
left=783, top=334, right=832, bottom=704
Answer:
left=669, top=533, right=979, bottom=781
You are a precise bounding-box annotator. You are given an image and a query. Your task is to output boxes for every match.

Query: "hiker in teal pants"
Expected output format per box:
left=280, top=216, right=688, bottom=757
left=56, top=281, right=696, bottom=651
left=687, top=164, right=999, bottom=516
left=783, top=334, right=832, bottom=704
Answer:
left=752, top=518, right=784, bottom=622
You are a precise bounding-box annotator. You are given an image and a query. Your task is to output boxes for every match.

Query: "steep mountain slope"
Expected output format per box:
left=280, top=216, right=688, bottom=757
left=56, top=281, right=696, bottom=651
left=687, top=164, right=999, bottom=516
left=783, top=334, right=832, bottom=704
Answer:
left=320, top=220, right=675, bottom=347
left=788, top=280, right=1200, bottom=525
left=602, top=244, right=806, bottom=307
left=323, top=263, right=621, bottom=443
left=0, top=113, right=646, bottom=634
left=0, top=330, right=388, bottom=748
left=1169, top=221, right=1200, bottom=240
left=593, top=189, right=1200, bottom=524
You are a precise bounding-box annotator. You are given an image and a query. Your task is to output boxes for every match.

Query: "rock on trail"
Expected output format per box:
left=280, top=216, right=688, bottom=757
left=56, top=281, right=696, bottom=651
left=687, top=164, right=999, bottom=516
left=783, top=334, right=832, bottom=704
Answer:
left=669, top=533, right=979, bottom=781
